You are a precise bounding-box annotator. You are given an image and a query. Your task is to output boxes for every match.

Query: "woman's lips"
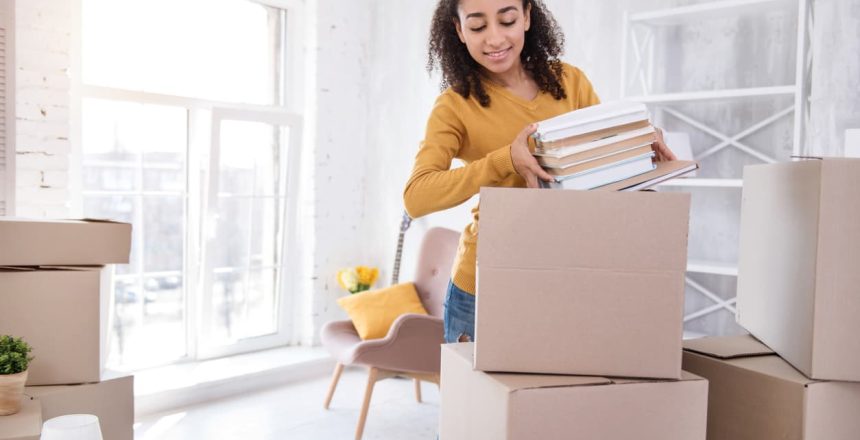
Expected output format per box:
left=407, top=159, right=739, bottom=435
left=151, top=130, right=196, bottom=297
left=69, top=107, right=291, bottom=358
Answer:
left=485, top=47, right=512, bottom=61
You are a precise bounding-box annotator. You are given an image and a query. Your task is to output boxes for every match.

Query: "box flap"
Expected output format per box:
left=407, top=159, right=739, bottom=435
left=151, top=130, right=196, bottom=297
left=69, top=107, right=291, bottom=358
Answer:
left=492, top=372, right=612, bottom=390
left=445, top=343, right=611, bottom=389
left=478, top=187, right=690, bottom=272
left=683, top=334, right=774, bottom=359
left=610, top=370, right=706, bottom=385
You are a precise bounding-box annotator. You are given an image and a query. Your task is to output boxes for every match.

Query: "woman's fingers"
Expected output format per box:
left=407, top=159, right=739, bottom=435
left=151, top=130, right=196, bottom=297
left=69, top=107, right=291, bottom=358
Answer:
left=652, top=127, right=678, bottom=162
left=519, top=123, right=539, bottom=142
left=534, top=165, right=554, bottom=183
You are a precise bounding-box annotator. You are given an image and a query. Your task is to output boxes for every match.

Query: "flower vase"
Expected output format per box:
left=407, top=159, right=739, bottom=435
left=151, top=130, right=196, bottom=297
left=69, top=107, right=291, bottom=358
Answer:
left=0, top=370, right=28, bottom=416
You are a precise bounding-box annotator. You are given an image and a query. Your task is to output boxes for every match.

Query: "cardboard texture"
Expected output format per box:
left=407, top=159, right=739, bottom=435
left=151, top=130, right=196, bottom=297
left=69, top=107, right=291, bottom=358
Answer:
left=440, top=343, right=708, bottom=440
left=682, top=335, right=860, bottom=440
left=475, top=187, right=690, bottom=378
left=0, top=398, right=41, bottom=440
left=0, top=218, right=131, bottom=266
left=737, top=159, right=860, bottom=381
left=0, top=267, right=102, bottom=385
left=26, top=376, right=134, bottom=440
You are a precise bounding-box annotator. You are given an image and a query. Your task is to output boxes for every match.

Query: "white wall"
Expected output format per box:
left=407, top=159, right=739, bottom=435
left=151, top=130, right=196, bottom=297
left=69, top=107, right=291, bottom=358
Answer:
left=14, top=0, right=73, bottom=218
left=808, top=0, right=860, bottom=155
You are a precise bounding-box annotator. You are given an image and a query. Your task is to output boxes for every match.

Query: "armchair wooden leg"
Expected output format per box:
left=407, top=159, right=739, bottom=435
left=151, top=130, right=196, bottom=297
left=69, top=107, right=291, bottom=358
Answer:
left=414, top=378, right=422, bottom=403
left=355, top=367, right=379, bottom=440
left=323, top=363, right=344, bottom=409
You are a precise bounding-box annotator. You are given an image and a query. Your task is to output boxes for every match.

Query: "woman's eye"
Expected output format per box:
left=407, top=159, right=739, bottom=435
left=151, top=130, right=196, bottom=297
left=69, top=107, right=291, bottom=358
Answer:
left=470, top=25, right=486, bottom=32
left=501, top=20, right=516, bottom=27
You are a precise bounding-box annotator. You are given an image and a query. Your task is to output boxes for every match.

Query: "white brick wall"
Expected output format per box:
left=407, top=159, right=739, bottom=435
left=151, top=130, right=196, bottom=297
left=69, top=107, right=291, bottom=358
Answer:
left=14, top=0, right=73, bottom=218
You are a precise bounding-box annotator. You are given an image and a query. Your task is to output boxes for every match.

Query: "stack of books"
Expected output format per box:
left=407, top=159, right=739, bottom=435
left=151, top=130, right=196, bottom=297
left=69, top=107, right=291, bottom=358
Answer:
left=532, top=101, right=698, bottom=190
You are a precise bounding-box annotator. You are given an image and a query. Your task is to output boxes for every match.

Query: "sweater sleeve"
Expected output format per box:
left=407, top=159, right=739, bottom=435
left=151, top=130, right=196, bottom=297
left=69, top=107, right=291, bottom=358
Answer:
left=568, top=65, right=601, bottom=108
left=403, top=93, right=517, bottom=219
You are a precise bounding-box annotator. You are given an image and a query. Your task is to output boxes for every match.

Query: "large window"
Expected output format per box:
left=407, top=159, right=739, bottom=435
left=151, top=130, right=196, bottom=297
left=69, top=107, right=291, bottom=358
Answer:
left=80, top=0, right=303, bottom=371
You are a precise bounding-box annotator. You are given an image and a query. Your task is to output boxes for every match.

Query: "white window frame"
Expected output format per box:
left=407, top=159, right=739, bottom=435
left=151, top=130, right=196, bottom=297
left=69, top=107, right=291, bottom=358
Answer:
left=72, top=0, right=307, bottom=369
left=196, top=107, right=303, bottom=359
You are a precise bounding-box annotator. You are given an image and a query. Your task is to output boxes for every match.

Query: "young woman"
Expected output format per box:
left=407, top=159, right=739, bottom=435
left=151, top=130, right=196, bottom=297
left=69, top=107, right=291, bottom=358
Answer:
left=403, top=0, right=676, bottom=344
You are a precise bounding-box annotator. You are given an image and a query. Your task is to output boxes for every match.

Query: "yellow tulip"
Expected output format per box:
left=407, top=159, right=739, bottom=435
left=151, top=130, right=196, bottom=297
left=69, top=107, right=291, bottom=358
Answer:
left=337, top=268, right=359, bottom=293
left=356, top=266, right=379, bottom=286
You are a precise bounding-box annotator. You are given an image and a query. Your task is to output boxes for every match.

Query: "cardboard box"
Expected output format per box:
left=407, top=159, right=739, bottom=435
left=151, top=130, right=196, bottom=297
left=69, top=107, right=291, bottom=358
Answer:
left=0, top=267, right=102, bottom=385
left=26, top=376, right=134, bottom=440
left=475, top=187, right=690, bottom=378
left=0, top=398, right=41, bottom=440
left=683, top=335, right=860, bottom=440
left=0, top=218, right=131, bottom=266
left=440, top=343, right=707, bottom=440
left=737, top=159, right=860, bottom=381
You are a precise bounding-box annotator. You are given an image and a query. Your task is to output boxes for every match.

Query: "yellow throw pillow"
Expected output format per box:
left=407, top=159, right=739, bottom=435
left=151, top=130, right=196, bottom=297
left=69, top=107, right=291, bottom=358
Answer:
left=336, top=282, right=429, bottom=340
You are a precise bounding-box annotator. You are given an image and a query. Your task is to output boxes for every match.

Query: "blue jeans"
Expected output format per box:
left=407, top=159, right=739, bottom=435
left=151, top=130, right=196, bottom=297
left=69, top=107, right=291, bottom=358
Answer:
left=443, top=281, right=475, bottom=343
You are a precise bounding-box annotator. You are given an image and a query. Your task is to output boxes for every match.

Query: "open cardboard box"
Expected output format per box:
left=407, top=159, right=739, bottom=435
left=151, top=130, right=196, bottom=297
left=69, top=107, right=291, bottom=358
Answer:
left=683, top=334, right=860, bottom=440
left=737, top=159, right=860, bottom=381
left=0, top=218, right=131, bottom=266
left=441, top=343, right=707, bottom=440
left=475, top=187, right=690, bottom=378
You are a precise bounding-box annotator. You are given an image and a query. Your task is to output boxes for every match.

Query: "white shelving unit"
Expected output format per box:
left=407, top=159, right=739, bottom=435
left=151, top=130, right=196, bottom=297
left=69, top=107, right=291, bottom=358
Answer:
left=621, top=0, right=812, bottom=327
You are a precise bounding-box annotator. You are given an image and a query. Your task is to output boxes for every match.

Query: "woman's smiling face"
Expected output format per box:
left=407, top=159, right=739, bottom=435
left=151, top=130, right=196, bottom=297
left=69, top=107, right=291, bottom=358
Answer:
left=454, top=0, right=531, bottom=78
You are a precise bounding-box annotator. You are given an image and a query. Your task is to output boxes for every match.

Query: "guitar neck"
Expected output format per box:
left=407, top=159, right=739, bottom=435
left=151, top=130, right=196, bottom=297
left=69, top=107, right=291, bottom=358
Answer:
left=391, top=212, right=412, bottom=285
left=391, top=234, right=406, bottom=285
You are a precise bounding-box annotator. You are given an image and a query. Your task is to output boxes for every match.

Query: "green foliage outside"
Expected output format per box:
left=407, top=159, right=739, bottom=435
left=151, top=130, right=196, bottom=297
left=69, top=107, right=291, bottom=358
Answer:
left=0, top=335, right=34, bottom=375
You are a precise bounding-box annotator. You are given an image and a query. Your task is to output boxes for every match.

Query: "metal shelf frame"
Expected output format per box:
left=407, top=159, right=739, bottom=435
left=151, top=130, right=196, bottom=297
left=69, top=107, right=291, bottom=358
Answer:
left=621, top=0, right=813, bottom=325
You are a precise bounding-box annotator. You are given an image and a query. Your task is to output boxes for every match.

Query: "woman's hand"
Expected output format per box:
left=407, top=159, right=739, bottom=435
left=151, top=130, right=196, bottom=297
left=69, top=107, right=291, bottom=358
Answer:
left=511, top=124, right=555, bottom=188
left=653, top=127, right=678, bottom=162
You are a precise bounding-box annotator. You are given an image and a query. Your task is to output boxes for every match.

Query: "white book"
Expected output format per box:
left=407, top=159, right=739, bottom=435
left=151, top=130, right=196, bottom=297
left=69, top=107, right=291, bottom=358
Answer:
left=534, top=126, right=656, bottom=159
left=535, top=101, right=650, bottom=143
left=540, top=152, right=656, bottom=190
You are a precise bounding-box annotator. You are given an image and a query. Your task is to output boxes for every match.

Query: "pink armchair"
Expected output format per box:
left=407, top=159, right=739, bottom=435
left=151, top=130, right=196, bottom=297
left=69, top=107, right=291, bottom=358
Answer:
left=321, top=227, right=459, bottom=440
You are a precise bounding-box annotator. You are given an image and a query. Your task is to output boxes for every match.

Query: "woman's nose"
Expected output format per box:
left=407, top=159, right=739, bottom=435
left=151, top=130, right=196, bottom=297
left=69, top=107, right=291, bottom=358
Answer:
left=485, top=24, right=505, bottom=47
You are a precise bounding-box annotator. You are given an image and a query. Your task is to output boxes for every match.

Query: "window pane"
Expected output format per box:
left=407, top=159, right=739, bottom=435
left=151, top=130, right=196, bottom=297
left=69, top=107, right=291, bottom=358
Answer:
left=82, top=0, right=281, bottom=105
left=209, top=269, right=278, bottom=344
left=143, top=196, right=185, bottom=272
left=213, top=197, right=252, bottom=269
left=218, top=121, right=285, bottom=196
left=244, top=269, right=279, bottom=336
left=143, top=150, right=185, bottom=193
left=108, top=275, right=188, bottom=370
left=211, top=270, right=248, bottom=343
left=83, top=196, right=139, bottom=275
left=250, top=197, right=282, bottom=268
left=82, top=98, right=187, bottom=192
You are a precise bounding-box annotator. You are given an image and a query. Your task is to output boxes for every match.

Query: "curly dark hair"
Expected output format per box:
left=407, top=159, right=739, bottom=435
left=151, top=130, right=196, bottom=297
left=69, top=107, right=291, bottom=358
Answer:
left=427, top=0, right=566, bottom=107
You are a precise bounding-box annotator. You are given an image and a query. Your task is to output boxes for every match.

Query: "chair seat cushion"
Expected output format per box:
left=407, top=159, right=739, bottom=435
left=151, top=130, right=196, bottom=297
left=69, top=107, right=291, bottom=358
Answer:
left=336, top=282, right=428, bottom=340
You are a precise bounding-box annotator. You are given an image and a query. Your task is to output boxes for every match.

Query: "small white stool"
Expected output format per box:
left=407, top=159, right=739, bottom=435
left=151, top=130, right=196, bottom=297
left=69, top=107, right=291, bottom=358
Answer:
left=41, top=414, right=103, bottom=440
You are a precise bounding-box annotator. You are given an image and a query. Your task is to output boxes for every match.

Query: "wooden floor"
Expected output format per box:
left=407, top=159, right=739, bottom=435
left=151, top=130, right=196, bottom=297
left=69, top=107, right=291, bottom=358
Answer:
left=134, top=367, right=440, bottom=440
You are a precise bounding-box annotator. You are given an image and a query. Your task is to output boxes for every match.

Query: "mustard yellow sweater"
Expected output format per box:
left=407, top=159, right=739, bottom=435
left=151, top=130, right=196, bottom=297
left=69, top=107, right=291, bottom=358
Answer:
left=403, top=63, right=600, bottom=294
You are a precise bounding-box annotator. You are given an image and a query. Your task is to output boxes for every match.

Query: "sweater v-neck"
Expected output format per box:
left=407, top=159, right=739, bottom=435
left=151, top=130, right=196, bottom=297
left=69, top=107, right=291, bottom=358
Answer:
left=483, top=79, right=543, bottom=110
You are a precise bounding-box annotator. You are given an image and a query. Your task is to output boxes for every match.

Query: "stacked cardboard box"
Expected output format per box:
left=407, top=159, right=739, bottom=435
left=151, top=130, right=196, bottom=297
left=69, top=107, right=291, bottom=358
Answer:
left=680, top=158, right=860, bottom=439
left=0, top=218, right=134, bottom=440
left=440, top=188, right=708, bottom=439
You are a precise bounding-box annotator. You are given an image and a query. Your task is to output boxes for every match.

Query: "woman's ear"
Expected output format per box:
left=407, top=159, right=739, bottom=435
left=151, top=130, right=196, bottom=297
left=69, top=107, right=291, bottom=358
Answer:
left=524, top=2, right=532, bottom=31
left=453, top=18, right=466, bottom=43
